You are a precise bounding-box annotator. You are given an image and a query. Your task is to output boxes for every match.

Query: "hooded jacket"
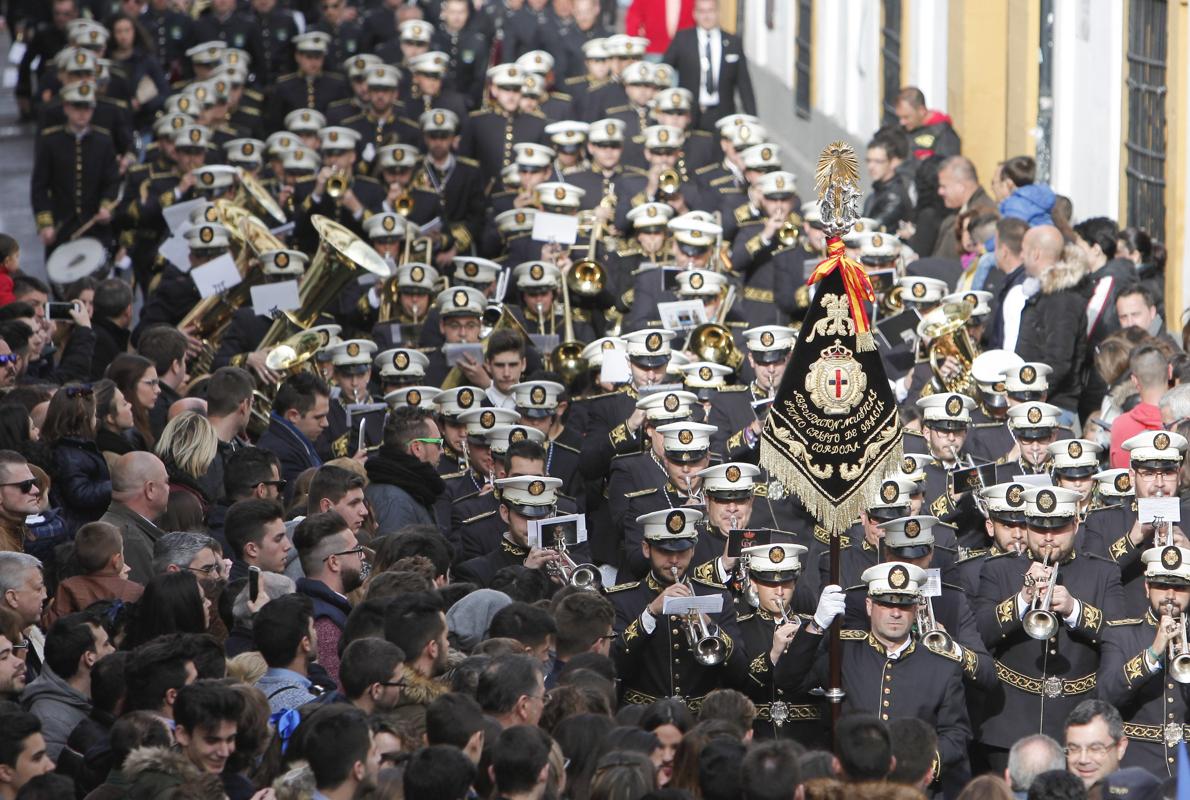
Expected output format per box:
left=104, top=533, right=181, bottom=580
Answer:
left=999, top=183, right=1055, bottom=227
left=1016, top=250, right=1092, bottom=414
left=20, top=664, right=92, bottom=760
left=123, top=746, right=203, bottom=800
left=364, top=444, right=446, bottom=534
left=390, top=667, right=451, bottom=730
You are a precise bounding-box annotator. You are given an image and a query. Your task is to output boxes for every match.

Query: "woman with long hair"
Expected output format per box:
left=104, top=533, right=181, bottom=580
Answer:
left=0, top=402, right=51, bottom=474
left=106, top=354, right=160, bottom=449
left=105, top=12, right=169, bottom=129
left=43, top=384, right=111, bottom=534
left=637, top=699, right=693, bottom=788
left=155, top=411, right=218, bottom=521
left=122, top=570, right=210, bottom=649
left=92, top=378, right=136, bottom=458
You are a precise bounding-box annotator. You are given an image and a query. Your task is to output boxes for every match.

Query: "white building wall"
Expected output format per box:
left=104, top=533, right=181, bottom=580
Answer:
left=813, top=0, right=882, bottom=139
left=904, top=0, right=948, bottom=110
left=1050, top=0, right=1123, bottom=220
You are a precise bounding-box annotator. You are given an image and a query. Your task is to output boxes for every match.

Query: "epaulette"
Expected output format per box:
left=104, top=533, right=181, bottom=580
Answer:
left=552, top=440, right=580, bottom=454
left=102, top=97, right=128, bottom=109
left=398, top=115, right=420, bottom=129
left=468, top=108, right=488, bottom=118
left=695, top=163, right=718, bottom=175
left=1106, top=618, right=1144, bottom=626
left=737, top=612, right=756, bottom=622
left=734, top=204, right=755, bottom=224
left=39, top=126, right=63, bottom=136
left=624, top=165, right=649, bottom=176
left=327, top=97, right=353, bottom=108
left=839, top=629, right=866, bottom=640
left=971, top=421, right=1003, bottom=428
left=625, top=487, right=657, bottom=498
left=526, top=109, right=546, bottom=119
left=954, top=547, right=989, bottom=564
left=985, top=550, right=1018, bottom=562
left=356, top=174, right=382, bottom=186
left=277, top=72, right=300, bottom=82
left=1083, top=505, right=1114, bottom=514
left=903, top=428, right=925, bottom=438
left=148, top=170, right=175, bottom=180
left=237, top=106, right=261, bottom=116
left=605, top=104, right=630, bottom=114
left=244, top=88, right=264, bottom=102
left=691, top=568, right=726, bottom=588
left=610, top=450, right=643, bottom=461
left=550, top=91, right=573, bottom=101
left=717, top=186, right=740, bottom=195
left=462, top=509, right=497, bottom=525
left=91, top=125, right=112, bottom=136
left=457, top=156, right=479, bottom=167
left=604, top=581, right=639, bottom=593
left=616, top=245, right=642, bottom=257
left=585, top=387, right=630, bottom=401
left=941, top=581, right=966, bottom=593
left=715, top=384, right=749, bottom=392
left=340, top=112, right=365, bottom=125
left=563, top=74, right=588, bottom=86
left=294, top=174, right=316, bottom=185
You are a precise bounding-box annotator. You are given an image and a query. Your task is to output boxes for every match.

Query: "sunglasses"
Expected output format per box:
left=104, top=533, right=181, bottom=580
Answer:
left=0, top=355, right=17, bottom=366
left=0, top=479, right=36, bottom=494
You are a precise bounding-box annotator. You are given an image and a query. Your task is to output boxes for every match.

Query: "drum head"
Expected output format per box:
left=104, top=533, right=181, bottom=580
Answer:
left=47, top=238, right=106, bottom=285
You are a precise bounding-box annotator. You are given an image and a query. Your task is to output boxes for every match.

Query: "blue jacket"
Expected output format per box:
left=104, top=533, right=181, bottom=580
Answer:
left=296, top=577, right=351, bottom=630
left=999, top=183, right=1055, bottom=227
left=256, top=415, right=321, bottom=504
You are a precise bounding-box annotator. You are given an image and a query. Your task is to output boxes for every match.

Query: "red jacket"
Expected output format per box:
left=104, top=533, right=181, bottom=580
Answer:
left=1109, top=401, right=1163, bottom=468
left=625, top=0, right=695, bottom=53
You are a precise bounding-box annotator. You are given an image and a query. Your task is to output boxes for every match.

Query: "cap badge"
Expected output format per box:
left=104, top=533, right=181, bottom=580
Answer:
left=726, top=465, right=742, bottom=483
left=761, top=147, right=772, bottom=161
left=690, top=273, right=704, bottom=289
left=394, top=352, right=410, bottom=369
left=464, top=262, right=478, bottom=277
left=964, top=293, right=977, bottom=306
left=1007, top=484, right=1024, bottom=507
left=1037, top=490, right=1056, bottom=513
left=658, top=129, right=670, bottom=143
left=407, top=389, right=421, bottom=406
left=200, top=227, right=214, bottom=243
left=646, top=332, right=662, bottom=352
left=646, top=206, right=658, bottom=218
left=201, top=171, right=214, bottom=185
left=678, top=429, right=694, bottom=445
left=888, top=565, right=909, bottom=590
left=662, top=393, right=680, bottom=412
left=1164, top=546, right=1182, bottom=569
left=902, top=456, right=916, bottom=473
left=458, top=388, right=474, bottom=407
left=509, top=427, right=527, bottom=443
left=945, top=396, right=962, bottom=417
left=769, top=546, right=786, bottom=564
left=1027, top=406, right=1043, bottom=425
left=873, top=234, right=883, bottom=247
left=383, top=216, right=396, bottom=232
left=410, top=266, right=424, bottom=282
left=480, top=410, right=495, bottom=428
left=530, top=385, right=546, bottom=404
left=1068, top=441, right=1083, bottom=459
left=760, top=331, right=775, bottom=347
left=346, top=342, right=360, bottom=357
left=1115, top=473, right=1131, bottom=492
left=515, top=212, right=526, bottom=225
left=528, top=479, right=544, bottom=496
left=606, top=122, right=616, bottom=135
left=1021, top=365, right=1037, bottom=383
left=601, top=340, right=616, bottom=351
left=905, top=519, right=922, bottom=538
left=529, top=263, right=544, bottom=280
left=1156, top=432, right=1171, bottom=450
left=554, top=186, right=566, bottom=201
left=434, top=112, right=445, bottom=125
left=912, top=283, right=926, bottom=298
left=190, top=128, right=202, bottom=143
left=698, top=366, right=712, bottom=381
left=666, top=510, right=685, bottom=533
left=881, top=481, right=898, bottom=503
left=452, top=290, right=467, bottom=307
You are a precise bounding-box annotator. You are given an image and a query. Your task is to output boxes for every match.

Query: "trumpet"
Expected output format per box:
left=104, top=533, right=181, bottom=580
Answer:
left=326, top=169, right=353, bottom=199
left=658, top=168, right=681, bottom=199
left=1164, top=602, right=1190, bottom=683
left=394, top=193, right=414, bottom=216
left=685, top=475, right=704, bottom=505
left=916, top=596, right=957, bottom=655
left=671, top=567, right=727, bottom=666
left=777, top=214, right=800, bottom=247
left=1154, top=515, right=1173, bottom=548
left=545, top=527, right=600, bottom=590
left=1023, top=550, right=1060, bottom=640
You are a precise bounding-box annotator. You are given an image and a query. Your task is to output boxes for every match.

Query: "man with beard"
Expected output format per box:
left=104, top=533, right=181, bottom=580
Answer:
left=294, top=511, right=367, bottom=684
left=384, top=591, right=451, bottom=731
left=709, top=325, right=795, bottom=463
left=364, top=406, right=448, bottom=534
left=0, top=621, right=28, bottom=702
left=339, top=639, right=406, bottom=715
left=253, top=594, right=320, bottom=713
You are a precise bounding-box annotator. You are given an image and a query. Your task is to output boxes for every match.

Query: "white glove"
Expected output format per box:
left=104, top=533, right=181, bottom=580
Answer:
left=813, top=584, right=846, bottom=630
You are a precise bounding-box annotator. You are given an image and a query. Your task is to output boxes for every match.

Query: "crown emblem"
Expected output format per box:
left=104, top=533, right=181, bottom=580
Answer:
left=530, top=386, right=546, bottom=404
left=769, top=546, right=785, bottom=564
left=881, top=481, right=897, bottom=503
left=410, top=266, right=424, bottom=282
left=726, top=465, right=741, bottom=483
left=480, top=410, right=495, bottom=428
left=346, top=342, right=360, bottom=357
left=1027, top=407, right=1043, bottom=424
left=805, top=339, right=866, bottom=416
left=666, top=510, right=685, bottom=533
left=1021, top=365, right=1036, bottom=383
left=1068, top=441, right=1083, bottom=459
left=1115, top=473, right=1131, bottom=492
left=1164, top=546, right=1182, bottom=569
left=1156, top=432, right=1171, bottom=450
left=945, top=396, right=962, bottom=417
left=1037, top=490, right=1056, bottom=513
left=698, top=366, right=712, bottom=381
left=453, top=290, right=468, bottom=307
left=1007, top=484, right=1024, bottom=507
left=888, top=565, right=909, bottom=590
left=905, top=519, right=921, bottom=538
left=395, top=352, right=409, bottom=369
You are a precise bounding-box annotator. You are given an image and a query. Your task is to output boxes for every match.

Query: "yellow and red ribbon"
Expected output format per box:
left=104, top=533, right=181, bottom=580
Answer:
left=806, top=237, right=876, bottom=349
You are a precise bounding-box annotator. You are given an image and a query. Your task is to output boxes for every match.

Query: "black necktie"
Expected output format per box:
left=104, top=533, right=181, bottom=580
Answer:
left=704, top=33, right=716, bottom=94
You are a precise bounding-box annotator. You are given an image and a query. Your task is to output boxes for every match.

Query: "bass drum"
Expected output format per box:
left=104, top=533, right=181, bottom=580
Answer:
left=46, top=237, right=108, bottom=296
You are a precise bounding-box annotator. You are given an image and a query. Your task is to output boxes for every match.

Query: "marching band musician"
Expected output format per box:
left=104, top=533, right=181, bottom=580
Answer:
left=136, top=220, right=225, bottom=333
left=965, top=349, right=1023, bottom=463
left=266, top=32, right=349, bottom=131
left=814, top=477, right=914, bottom=592
left=322, top=339, right=379, bottom=459
left=326, top=54, right=381, bottom=125
left=421, top=286, right=487, bottom=387
left=212, top=248, right=309, bottom=380
left=608, top=506, right=744, bottom=709
left=621, top=214, right=722, bottom=331
left=375, top=143, right=445, bottom=225
left=973, top=486, right=1124, bottom=769
left=1093, top=468, right=1133, bottom=510
left=513, top=260, right=592, bottom=343
left=414, top=108, right=486, bottom=267
left=512, top=380, right=583, bottom=493
left=1048, top=439, right=1104, bottom=514
left=620, top=421, right=716, bottom=580
left=342, top=64, right=415, bottom=176
left=440, top=406, right=521, bottom=510
left=911, top=392, right=976, bottom=520
left=430, top=385, right=486, bottom=476
left=775, top=561, right=973, bottom=788
left=1001, top=401, right=1064, bottom=479
left=402, top=51, right=470, bottom=123
left=605, top=203, right=673, bottom=311
left=732, top=541, right=825, bottom=744
left=729, top=170, right=802, bottom=326
left=295, top=125, right=385, bottom=249
left=1100, top=544, right=1190, bottom=776
left=1084, top=430, right=1190, bottom=616
left=481, top=143, right=556, bottom=256
left=952, top=481, right=1029, bottom=596
left=374, top=348, right=432, bottom=395
left=461, top=64, right=548, bottom=186
left=614, top=124, right=702, bottom=233
left=284, top=108, right=325, bottom=152
left=546, top=121, right=591, bottom=175
left=708, top=325, right=793, bottom=463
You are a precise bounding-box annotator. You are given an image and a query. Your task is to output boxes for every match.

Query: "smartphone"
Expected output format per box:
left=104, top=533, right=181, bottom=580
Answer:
left=248, top=566, right=260, bottom=602
left=46, top=302, right=76, bottom=321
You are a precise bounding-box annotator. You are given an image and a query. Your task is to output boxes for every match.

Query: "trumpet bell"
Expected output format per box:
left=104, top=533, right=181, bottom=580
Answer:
left=687, top=322, right=743, bottom=370
left=1171, top=653, right=1190, bottom=684
left=395, top=194, right=414, bottom=216
left=569, top=563, right=602, bottom=591
left=567, top=259, right=606, bottom=296
left=549, top=341, right=588, bottom=389
left=694, top=635, right=727, bottom=666
left=326, top=171, right=352, bottom=199
left=1023, top=608, right=1059, bottom=640
left=658, top=168, right=681, bottom=198
left=922, top=629, right=955, bottom=653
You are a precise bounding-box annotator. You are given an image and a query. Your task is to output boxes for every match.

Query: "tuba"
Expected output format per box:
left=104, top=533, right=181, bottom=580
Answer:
left=917, top=301, right=978, bottom=397
left=235, top=168, right=287, bottom=226
left=549, top=268, right=588, bottom=389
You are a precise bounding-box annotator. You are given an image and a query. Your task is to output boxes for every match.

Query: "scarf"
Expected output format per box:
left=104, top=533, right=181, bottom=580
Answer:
left=364, top=444, right=447, bottom=509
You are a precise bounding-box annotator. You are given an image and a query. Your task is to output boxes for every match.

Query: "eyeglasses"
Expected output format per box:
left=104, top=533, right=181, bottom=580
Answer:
left=379, top=679, right=407, bottom=689
left=412, top=437, right=444, bottom=447
left=188, top=562, right=221, bottom=576
left=0, top=479, right=37, bottom=494
left=1063, top=740, right=1118, bottom=758
left=1135, top=468, right=1177, bottom=479
left=324, top=546, right=366, bottom=562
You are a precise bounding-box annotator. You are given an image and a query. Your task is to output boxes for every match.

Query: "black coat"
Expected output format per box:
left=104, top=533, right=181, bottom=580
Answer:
left=1016, top=258, right=1092, bottom=415
left=662, top=27, right=756, bottom=129
left=50, top=437, right=112, bottom=535
left=256, top=418, right=321, bottom=504
left=863, top=175, right=913, bottom=232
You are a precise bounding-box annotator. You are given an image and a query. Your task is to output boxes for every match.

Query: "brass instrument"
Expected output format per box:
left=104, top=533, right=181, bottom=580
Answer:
left=326, top=169, right=353, bottom=199
left=549, top=265, right=588, bottom=388
left=777, top=214, right=800, bottom=248
left=1155, top=515, right=1173, bottom=548
left=686, top=286, right=743, bottom=370
left=567, top=259, right=606, bottom=297
left=918, top=301, right=978, bottom=397
left=258, top=215, right=393, bottom=351
left=1164, top=601, right=1190, bottom=683
left=1023, top=550, right=1060, bottom=640
left=178, top=212, right=284, bottom=377
left=394, top=193, right=414, bottom=216
left=544, top=526, right=600, bottom=590
left=671, top=566, right=727, bottom=666
left=729, top=515, right=760, bottom=609
left=658, top=168, right=681, bottom=199
left=235, top=168, right=287, bottom=226
left=916, top=596, right=957, bottom=654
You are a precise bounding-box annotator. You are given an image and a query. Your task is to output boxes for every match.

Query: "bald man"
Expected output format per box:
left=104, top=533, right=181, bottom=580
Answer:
left=932, top=155, right=996, bottom=259
left=994, top=224, right=1064, bottom=354
left=168, top=397, right=208, bottom=420
left=97, top=452, right=171, bottom=584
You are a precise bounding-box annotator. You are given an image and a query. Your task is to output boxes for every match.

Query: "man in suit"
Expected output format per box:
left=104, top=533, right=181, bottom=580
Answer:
left=662, top=0, right=755, bottom=132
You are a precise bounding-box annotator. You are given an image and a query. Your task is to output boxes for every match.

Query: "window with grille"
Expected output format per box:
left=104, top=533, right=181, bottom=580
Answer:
left=880, top=0, right=902, bottom=127
left=795, top=0, right=813, bottom=118
left=1125, top=0, right=1168, bottom=240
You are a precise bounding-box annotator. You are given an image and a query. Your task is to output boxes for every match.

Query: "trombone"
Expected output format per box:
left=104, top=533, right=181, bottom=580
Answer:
left=1023, top=549, right=1060, bottom=640
left=548, top=268, right=587, bottom=389
left=670, top=566, right=727, bottom=666
left=544, top=526, right=600, bottom=590
left=1164, top=601, right=1190, bottom=683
